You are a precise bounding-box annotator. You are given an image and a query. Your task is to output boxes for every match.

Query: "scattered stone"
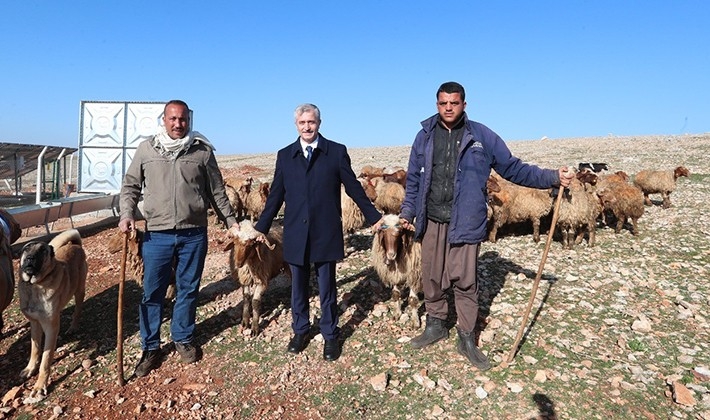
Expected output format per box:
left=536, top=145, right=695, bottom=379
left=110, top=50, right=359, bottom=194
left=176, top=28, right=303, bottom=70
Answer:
left=631, top=315, right=652, bottom=333
left=81, top=359, right=93, bottom=370
left=506, top=382, right=524, bottom=393
left=431, top=405, right=445, bottom=416
left=672, top=381, right=696, bottom=407
left=534, top=370, right=547, bottom=383
left=475, top=386, right=488, bottom=399
left=370, top=373, right=388, bottom=391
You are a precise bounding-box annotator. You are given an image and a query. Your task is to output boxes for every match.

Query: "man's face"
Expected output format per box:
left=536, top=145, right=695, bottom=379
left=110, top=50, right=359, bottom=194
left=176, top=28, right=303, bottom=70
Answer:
left=436, top=92, right=466, bottom=128
left=162, top=103, right=190, bottom=139
left=295, top=110, right=320, bottom=143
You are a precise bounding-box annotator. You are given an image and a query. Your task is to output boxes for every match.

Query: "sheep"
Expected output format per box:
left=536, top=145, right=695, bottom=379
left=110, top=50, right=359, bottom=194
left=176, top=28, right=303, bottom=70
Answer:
left=244, top=182, right=270, bottom=221
left=382, top=167, right=407, bottom=188
left=595, top=171, right=630, bottom=226
left=341, top=184, right=367, bottom=235
left=596, top=182, right=645, bottom=235
left=359, top=165, right=384, bottom=181
left=486, top=173, right=553, bottom=243
left=633, top=166, right=690, bottom=208
left=372, top=177, right=405, bottom=215
left=224, top=220, right=290, bottom=336
left=224, top=176, right=253, bottom=220
left=555, top=171, right=601, bottom=249
left=370, top=214, right=422, bottom=328
left=106, top=229, right=176, bottom=300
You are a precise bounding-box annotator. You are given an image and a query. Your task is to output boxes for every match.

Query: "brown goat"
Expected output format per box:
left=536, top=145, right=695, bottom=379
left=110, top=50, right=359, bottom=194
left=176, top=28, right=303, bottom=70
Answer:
left=224, top=220, right=290, bottom=335
left=633, top=166, right=690, bottom=208
left=370, top=214, right=422, bottom=328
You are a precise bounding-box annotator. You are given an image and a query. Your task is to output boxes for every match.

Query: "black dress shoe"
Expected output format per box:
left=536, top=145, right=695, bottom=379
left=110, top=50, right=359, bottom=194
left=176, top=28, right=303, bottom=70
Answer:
left=323, top=339, right=341, bottom=361
left=287, top=333, right=308, bottom=354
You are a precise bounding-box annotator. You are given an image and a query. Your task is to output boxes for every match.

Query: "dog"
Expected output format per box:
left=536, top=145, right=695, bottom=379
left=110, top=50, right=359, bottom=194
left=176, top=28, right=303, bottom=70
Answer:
left=18, top=228, right=87, bottom=403
left=106, top=228, right=176, bottom=300
left=0, top=221, right=14, bottom=334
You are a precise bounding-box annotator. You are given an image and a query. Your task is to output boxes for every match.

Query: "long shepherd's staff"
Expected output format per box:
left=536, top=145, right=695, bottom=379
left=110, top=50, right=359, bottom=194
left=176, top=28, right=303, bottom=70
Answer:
left=506, top=182, right=566, bottom=363
left=116, top=231, right=129, bottom=386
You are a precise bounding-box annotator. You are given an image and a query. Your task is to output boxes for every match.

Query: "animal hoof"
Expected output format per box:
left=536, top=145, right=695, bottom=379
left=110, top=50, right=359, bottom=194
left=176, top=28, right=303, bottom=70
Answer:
left=23, top=388, right=47, bottom=404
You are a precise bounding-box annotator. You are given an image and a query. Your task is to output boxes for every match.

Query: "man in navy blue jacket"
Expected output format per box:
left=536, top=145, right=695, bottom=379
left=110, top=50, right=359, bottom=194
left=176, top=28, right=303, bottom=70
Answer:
left=256, top=103, right=382, bottom=361
left=399, top=82, right=574, bottom=370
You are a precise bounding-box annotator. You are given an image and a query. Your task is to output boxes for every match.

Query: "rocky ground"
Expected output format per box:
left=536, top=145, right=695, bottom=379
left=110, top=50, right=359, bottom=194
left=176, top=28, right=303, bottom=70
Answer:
left=0, top=133, right=708, bottom=419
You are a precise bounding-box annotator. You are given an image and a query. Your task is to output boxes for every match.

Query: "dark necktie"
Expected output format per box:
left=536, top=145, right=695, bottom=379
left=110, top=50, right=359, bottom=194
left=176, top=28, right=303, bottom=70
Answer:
left=306, top=145, right=313, bottom=162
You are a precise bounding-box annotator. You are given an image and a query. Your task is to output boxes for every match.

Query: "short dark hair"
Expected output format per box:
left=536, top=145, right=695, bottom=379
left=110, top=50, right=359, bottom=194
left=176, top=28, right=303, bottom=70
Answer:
left=164, top=99, right=190, bottom=112
left=437, top=82, right=465, bottom=101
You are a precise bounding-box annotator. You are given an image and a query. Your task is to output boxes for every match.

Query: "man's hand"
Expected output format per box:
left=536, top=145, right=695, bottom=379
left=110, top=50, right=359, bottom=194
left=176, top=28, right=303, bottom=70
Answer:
left=399, top=217, right=415, bottom=231
left=118, top=218, right=135, bottom=233
left=558, top=167, right=575, bottom=188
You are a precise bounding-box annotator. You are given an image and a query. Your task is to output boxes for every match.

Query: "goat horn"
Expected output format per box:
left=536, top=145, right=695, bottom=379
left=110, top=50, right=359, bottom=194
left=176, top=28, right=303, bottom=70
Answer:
left=262, top=235, right=276, bottom=250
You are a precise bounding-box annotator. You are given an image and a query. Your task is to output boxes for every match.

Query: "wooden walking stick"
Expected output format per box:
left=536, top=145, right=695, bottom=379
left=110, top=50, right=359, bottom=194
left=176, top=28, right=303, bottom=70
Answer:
left=506, top=183, right=566, bottom=363
left=116, top=231, right=129, bottom=386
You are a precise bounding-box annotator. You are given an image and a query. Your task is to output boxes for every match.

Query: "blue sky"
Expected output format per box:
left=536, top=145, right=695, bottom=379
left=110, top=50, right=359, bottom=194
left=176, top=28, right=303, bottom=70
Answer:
left=2, top=1, right=708, bottom=155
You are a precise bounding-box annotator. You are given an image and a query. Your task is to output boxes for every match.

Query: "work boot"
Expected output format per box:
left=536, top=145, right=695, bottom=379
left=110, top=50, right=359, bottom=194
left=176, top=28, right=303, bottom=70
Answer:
left=175, top=342, right=199, bottom=363
left=135, top=349, right=161, bottom=377
left=410, top=315, right=449, bottom=349
left=456, top=327, right=491, bottom=371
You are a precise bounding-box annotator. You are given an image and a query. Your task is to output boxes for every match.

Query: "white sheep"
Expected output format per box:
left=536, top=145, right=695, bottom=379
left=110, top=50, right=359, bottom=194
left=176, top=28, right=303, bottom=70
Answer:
left=224, top=220, right=290, bottom=336
left=370, top=214, right=422, bottom=328
left=633, top=166, right=689, bottom=208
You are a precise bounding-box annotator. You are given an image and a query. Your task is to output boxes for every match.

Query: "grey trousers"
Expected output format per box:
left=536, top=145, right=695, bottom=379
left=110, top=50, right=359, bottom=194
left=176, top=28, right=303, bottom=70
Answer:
left=420, top=219, right=481, bottom=332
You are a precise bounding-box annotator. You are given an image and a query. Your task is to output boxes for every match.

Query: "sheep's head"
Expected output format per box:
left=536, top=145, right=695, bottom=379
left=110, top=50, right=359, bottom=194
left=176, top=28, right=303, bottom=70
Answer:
left=223, top=220, right=275, bottom=268
left=674, top=166, right=690, bottom=179
left=377, top=214, right=409, bottom=265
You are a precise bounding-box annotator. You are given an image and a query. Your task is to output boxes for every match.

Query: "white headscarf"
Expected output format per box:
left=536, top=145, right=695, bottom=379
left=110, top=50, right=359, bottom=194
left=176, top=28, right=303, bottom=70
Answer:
left=154, top=126, right=215, bottom=159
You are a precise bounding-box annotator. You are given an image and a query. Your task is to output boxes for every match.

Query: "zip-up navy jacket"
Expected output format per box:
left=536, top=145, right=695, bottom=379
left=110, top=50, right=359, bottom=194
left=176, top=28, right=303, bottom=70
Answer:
left=400, top=113, right=560, bottom=244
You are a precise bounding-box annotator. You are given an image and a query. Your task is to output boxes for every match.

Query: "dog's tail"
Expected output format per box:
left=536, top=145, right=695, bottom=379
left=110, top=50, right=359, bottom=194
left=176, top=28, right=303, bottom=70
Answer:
left=49, top=228, right=83, bottom=248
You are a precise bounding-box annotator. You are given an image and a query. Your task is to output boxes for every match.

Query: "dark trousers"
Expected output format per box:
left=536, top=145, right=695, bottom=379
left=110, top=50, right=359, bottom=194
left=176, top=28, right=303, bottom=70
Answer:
left=420, top=219, right=481, bottom=332
left=289, top=261, right=339, bottom=340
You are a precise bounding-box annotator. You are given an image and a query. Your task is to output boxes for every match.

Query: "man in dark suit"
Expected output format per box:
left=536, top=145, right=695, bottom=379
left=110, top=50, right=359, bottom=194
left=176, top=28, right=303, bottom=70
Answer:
left=255, top=103, right=382, bottom=361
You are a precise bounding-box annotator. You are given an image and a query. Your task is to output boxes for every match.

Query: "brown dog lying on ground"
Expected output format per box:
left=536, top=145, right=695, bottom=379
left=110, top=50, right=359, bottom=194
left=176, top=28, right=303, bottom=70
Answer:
left=106, top=228, right=176, bottom=300
left=0, top=220, right=14, bottom=334
left=18, top=228, right=88, bottom=403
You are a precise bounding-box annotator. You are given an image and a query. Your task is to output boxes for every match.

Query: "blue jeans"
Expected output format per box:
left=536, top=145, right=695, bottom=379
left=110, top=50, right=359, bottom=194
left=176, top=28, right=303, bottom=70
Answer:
left=140, top=227, right=207, bottom=350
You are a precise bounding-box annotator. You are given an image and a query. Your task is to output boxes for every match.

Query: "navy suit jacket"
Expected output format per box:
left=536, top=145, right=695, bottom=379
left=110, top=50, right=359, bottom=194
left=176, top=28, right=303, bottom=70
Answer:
left=255, top=135, right=381, bottom=265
